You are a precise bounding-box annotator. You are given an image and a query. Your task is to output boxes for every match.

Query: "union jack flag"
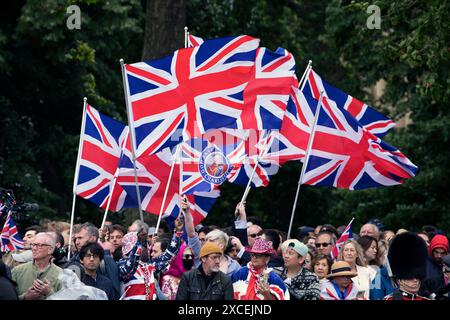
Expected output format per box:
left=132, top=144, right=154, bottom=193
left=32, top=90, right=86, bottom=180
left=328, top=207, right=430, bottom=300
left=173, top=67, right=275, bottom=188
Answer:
left=75, top=104, right=128, bottom=208
left=302, top=68, right=395, bottom=137
left=240, top=47, right=298, bottom=130
left=124, top=35, right=260, bottom=156
left=188, top=34, right=204, bottom=47
left=180, top=136, right=246, bottom=194
left=1, top=211, right=24, bottom=252
left=300, top=92, right=417, bottom=190
left=330, top=219, right=354, bottom=260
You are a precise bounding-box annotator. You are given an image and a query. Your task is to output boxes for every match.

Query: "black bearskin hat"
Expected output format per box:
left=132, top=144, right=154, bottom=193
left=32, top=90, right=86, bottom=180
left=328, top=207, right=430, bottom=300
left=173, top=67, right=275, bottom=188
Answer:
left=388, top=232, right=428, bottom=280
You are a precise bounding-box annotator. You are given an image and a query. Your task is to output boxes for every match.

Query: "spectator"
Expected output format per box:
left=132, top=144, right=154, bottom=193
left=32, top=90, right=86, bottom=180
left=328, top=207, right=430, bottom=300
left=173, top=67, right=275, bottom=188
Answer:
left=337, top=239, right=375, bottom=299
left=312, top=254, right=333, bottom=282
left=384, top=232, right=429, bottom=300
left=357, top=236, right=394, bottom=300
left=197, top=226, right=212, bottom=245
left=380, top=230, right=395, bottom=244
left=79, top=242, right=115, bottom=300
left=260, top=229, right=284, bottom=268
left=4, top=225, right=43, bottom=269
left=232, top=238, right=289, bottom=300
left=118, top=214, right=184, bottom=300
left=108, top=224, right=126, bottom=251
left=422, top=254, right=450, bottom=299
left=47, top=221, right=71, bottom=250
left=128, top=219, right=149, bottom=233
left=314, top=231, right=335, bottom=256
left=247, top=225, right=262, bottom=247
left=47, top=231, right=68, bottom=268
left=320, top=224, right=339, bottom=240
left=0, top=260, right=18, bottom=300
left=12, top=232, right=62, bottom=300
left=320, top=261, right=359, bottom=300
left=425, top=234, right=449, bottom=281
left=304, top=250, right=314, bottom=271
left=176, top=242, right=233, bottom=300
left=66, top=222, right=120, bottom=299
left=273, top=239, right=320, bottom=300
left=205, top=229, right=240, bottom=276
left=359, top=223, right=380, bottom=240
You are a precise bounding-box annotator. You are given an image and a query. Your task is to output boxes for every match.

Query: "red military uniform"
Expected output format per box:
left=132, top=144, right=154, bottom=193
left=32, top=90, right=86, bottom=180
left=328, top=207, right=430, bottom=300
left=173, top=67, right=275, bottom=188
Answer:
left=384, top=289, right=430, bottom=300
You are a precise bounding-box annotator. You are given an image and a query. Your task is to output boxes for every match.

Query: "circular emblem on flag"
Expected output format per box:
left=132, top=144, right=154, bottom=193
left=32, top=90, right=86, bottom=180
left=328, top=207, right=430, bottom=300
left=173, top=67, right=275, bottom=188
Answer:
left=199, top=147, right=232, bottom=184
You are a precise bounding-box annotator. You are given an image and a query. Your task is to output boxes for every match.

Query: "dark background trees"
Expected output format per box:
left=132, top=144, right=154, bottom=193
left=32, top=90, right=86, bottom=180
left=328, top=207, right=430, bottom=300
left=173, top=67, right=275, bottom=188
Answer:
left=1, top=0, right=448, bottom=234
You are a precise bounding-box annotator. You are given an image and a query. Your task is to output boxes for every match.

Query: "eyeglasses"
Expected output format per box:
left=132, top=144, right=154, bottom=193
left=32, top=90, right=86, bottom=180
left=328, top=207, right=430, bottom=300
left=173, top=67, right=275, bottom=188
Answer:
left=315, top=243, right=331, bottom=248
left=183, top=254, right=194, bottom=259
left=84, top=253, right=100, bottom=259
left=31, top=243, right=51, bottom=249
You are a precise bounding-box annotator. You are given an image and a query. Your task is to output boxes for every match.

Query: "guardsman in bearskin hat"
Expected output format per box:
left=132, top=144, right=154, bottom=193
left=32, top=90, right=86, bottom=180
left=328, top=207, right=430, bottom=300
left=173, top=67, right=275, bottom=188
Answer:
left=384, top=232, right=430, bottom=300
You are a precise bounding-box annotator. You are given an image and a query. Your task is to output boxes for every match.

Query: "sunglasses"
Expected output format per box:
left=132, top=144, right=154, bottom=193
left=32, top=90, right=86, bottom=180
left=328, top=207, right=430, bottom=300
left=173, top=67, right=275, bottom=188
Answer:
left=183, top=254, right=194, bottom=259
left=249, top=234, right=259, bottom=238
left=315, top=243, right=331, bottom=248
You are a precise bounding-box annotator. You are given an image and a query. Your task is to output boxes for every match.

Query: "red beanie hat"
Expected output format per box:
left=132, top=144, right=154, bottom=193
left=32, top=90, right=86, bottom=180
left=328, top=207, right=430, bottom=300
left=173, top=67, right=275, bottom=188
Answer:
left=429, top=235, right=449, bottom=255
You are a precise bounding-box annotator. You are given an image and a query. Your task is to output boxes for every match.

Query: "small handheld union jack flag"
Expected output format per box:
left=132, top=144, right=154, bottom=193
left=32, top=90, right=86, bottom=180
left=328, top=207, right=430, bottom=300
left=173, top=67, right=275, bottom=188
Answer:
left=330, top=218, right=354, bottom=260
left=1, top=211, right=24, bottom=253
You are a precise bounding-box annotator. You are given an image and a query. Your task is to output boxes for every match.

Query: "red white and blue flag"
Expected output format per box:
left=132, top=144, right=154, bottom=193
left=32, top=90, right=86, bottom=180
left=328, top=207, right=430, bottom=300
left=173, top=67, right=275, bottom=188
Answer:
left=300, top=92, right=417, bottom=190
left=75, top=104, right=128, bottom=209
left=188, top=34, right=204, bottom=47
left=330, top=219, right=354, bottom=260
left=180, top=137, right=246, bottom=194
left=124, top=35, right=260, bottom=156
left=302, top=68, right=395, bottom=138
left=1, top=211, right=24, bottom=252
left=125, top=35, right=297, bottom=156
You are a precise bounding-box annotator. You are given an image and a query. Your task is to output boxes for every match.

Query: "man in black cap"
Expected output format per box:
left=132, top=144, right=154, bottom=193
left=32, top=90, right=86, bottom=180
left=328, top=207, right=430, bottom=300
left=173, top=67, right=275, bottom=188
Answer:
left=384, top=232, right=430, bottom=300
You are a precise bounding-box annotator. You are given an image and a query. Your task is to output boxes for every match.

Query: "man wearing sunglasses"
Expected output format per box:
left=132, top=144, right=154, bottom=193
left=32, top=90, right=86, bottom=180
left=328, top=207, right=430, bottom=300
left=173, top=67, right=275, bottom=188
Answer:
left=12, top=232, right=62, bottom=300
left=315, top=232, right=335, bottom=256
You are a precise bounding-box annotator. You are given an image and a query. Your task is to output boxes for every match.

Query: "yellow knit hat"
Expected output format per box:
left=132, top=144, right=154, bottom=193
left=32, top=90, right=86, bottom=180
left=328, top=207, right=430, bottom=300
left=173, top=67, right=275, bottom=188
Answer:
left=199, top=242, right=223, bottom=258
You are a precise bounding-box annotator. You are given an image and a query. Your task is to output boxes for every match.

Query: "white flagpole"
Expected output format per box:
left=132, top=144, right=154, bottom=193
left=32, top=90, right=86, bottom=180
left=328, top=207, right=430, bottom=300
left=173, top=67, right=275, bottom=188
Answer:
left=287, top=90, right=324, bottom=239
left=298, top=60, right=312, bottom=90
left=240, top=130, right=272, bottom=204
left=100, top=128, right=130, bottom=230
left=184, top=26, right=188, bottom=48
left=68, top=97, right=88, bottom=260
left=120, top=59, right=144, bottom=222
left=155, top=144, right=182, bottom=234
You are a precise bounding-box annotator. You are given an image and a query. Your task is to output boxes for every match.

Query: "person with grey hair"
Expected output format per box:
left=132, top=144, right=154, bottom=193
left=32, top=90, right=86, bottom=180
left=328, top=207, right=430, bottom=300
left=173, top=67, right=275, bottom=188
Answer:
left=12, top=232, right=62, bottom=299
left=128, top=219, right=149, bottom=234
left=359, top=223, right=380, bottom=240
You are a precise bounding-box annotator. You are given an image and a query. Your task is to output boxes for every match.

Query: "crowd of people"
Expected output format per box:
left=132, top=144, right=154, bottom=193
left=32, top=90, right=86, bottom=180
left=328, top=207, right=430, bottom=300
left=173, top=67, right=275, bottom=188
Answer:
left=1, top=196, right=449, bottom=301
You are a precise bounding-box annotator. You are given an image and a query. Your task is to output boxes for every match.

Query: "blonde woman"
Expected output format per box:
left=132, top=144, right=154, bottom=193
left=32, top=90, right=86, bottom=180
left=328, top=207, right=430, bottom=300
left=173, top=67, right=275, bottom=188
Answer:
left=205, top=229, right=240, bottom=276
left=337, top=239, right=376, bottom=299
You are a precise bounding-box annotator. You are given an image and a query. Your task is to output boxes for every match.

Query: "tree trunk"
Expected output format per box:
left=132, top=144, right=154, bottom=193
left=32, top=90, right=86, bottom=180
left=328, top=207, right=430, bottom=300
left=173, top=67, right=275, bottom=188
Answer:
left=142, top=0, right=186, bottom=61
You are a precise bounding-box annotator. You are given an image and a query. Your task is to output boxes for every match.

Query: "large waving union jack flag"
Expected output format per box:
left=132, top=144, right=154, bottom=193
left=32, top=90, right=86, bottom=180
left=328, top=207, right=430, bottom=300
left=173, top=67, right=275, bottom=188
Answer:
left=240, top=47, right=298, bottom=130
left=124, top=35, right=260, bottom=157
left=1, top=211, right=24, bottom=252
left=300, top=92, right=417, bottom=190
left=303, top=68, right=395, bottom=137
left=75, top=104, right=128, bottom=208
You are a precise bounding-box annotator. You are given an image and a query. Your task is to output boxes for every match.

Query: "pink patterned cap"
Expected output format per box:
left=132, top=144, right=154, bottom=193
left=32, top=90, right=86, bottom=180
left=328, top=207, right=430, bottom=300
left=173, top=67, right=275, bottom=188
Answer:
left=246, top=238, right=276, bottom=256
left=122, top=232, right=138, bottom=256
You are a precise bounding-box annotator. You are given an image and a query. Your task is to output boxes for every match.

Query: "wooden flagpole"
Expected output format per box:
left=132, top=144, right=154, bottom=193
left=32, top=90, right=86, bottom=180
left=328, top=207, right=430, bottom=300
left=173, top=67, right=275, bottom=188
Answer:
left=154, top=144, right=182, bottom=234
left=67, top=97, right=88, bottom=260
left=120, top=59, right=144, bottom=223
left=287, top=90, right=324, bottom=239
left=239, top=130, right=273, bottom=204
left=100, top=128, right=130, bottom=230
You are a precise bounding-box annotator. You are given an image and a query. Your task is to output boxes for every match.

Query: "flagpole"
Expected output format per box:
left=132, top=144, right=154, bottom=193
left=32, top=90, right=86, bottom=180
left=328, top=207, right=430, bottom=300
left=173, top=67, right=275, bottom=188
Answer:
left=287, top=90, right=324, bottom=239
left=100, top=128, right=130, bottom=230
left=184, top=26, right=188, bottom=48
left=120, top=59, right=144, bottom=223
left=240, top=130, right=272, bottom=204
left=155, top=144, right=182, bottom=235
left=298, top=60, right=312, bottom=90
left=68, top=97, right=88, bottom=260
